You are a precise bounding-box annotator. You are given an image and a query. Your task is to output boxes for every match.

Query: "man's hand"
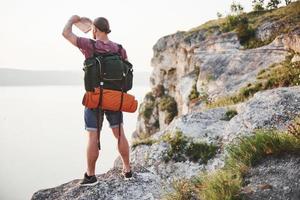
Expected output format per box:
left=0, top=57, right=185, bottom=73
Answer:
left=62, top=15, right=81, bottom=47
left=69, top=15, right=81, bottom=24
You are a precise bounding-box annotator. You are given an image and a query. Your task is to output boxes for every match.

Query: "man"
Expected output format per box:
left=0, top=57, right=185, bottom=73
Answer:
left=62, top=15, right=132, bottom=186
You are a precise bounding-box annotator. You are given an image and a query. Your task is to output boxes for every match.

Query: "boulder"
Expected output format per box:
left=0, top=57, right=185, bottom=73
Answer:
left=31, top=165, right=164, bottom=200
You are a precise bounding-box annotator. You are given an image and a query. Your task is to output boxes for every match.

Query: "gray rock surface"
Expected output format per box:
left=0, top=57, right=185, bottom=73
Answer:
left=241, top=154, right=300, bottom=200
left=256, top=20, right=286, bottom=41
left=129, top=86, right=300, bottom=181
left=31, top=7, right=300, bottom=199
left=150, top=30, right=292, bottom=116
left=128, top=142, right=207, bottom=181
left=223, top=86, right=300, bottom=143
left=167, top=107, right=229, bottom=143
left=138, top=26, right=300, bottom=138
left=31, top=165, right=164, bottom=200
left=135, top=93, right=160, bottom=137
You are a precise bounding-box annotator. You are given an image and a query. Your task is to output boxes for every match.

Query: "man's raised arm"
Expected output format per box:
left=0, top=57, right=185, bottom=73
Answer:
left=62, top=15, right=80, bottom=47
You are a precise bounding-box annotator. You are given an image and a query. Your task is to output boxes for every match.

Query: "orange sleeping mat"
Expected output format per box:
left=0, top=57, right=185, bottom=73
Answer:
left=82, top=88, right=138, bottom=113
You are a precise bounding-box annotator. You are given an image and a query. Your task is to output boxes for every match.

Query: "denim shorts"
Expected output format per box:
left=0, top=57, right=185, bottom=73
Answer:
left=84, top=107, right=123, bottom=132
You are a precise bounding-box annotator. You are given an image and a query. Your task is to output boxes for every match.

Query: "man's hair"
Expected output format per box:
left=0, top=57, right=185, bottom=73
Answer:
left=93, top=17, right=111, bottom=34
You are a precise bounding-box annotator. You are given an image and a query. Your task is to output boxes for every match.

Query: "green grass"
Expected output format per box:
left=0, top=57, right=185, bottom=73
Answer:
left=257, top=60, right=300, bottom=88
left=159, top=95, right=178, bottom=124
left=225, top=130, right=300, bottom=171
left=162, top=131, right=218, bottom=164
left=140, top=92, right=156, bottom=120
left=188, top=83, right=200, bottom=101
left=287, top=117, right=300, bottom=139
left=196, top=170, right=243, bottom=200
left=140, top=89, right=179, bottom=125
left=207, top=58, right=300, bottom=109
left=165, top=129, right=300, bottom=200
left=221, top=109, right=238, bottom=121
left=186, top=142, right=218, bottom=163
left=162, top=131, right=189, bottom=162
left=141, top=102, right=155, bottom=120
left=131, top=131, right=218, bottom=164
left=131, top=137, right=157, bottom=150
left=184, top=1, right=300, bottom=49
left=163, top=179, right=199, bottom=200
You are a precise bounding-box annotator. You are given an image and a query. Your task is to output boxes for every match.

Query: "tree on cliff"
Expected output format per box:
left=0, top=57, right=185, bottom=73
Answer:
left=267, top=0, right=281, bottom=9
left=284, top=0, right=292, bottom=5
left=252, top=0, right=265, bottom=11
left=230, top=1, right=244, bottom=15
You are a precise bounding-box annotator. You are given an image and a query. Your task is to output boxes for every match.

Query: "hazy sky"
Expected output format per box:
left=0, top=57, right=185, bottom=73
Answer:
left=0, top=0, right=253, bottom=72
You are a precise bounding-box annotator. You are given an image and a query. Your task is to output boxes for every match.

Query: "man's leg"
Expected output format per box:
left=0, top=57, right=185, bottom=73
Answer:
left=86, top=131, right=99, bottom=176
left=111, top=125, right=131, bottom=172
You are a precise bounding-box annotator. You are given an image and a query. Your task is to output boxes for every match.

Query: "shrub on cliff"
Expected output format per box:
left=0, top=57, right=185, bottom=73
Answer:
left=221, top=109, right=238, bottom=121
left=188, top=83, right=200, bottom=101
left=162, top=131, right=218, bottom=164
left=159, top=95, right=178, bottom=124
left=252, top=0, right=265, bottom=11
left=165, top=129, right=300, bottom=200
left=207, top=56, right=300, bottom=108
left=287, top=117, right=300, bottom=139
left=131, top=137, right=156, bottom=150
left=140, top=92, right=156, bottom=120
left=187, top=1, right=300, bottom=49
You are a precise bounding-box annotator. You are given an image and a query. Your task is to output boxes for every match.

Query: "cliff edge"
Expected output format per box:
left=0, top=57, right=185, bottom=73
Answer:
left=32, top=2, right=300, bottom=200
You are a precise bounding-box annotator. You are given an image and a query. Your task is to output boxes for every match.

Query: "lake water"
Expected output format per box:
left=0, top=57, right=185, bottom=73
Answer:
left=0, top=85, right=149, bottom=200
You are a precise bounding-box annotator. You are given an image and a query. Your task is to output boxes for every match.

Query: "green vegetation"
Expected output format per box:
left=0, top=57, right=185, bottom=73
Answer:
left=162, top=131, right=189, bottom=162
left=196, top=170, right=242, bottom=200
left=131, top=137, right=157, bottom=150
left=225, top=130, right=300, bottom=171
left=185, top=141, right=218, bottom=163
left=188, top=83, right=200, bottom=101
left=162, top=131, right=218, bottom=164
left=267, top=0, right=281, bottom=9
left=142, top=104, right=154, bottom=120
left=189, top=67, right=201, bottom=102
left=207, top=57, right=300, bottom=108
left=165, top=129, right=300, bottom=200
left=186, top=1, right=300, bottom=49
left=206, top=82, right=262, bottom=109
left=159, top=95, right=178, bottom=124
left=221, top=109, right=238, bottom=121
left=141, top=104, right=155, bottom=120
left=131, top=131, right=218, bottom=163
left=287, top=117, right=300, bottom=139
left=140, top=92, right=155, bottom=120
left=140, top=88, right=178, bottom=126
left=131, top=131, right=157, bottom=150
left=256, top=59, right=300, bottom=88
left=164, top=179, right=198, bottom=200
left=145, top=91, right=155, bottom=101
left=252, top=0, right=265, bottom=11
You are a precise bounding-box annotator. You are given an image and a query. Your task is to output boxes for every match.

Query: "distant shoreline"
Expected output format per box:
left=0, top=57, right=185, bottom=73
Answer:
left=0, top=68, right=149, bottom=86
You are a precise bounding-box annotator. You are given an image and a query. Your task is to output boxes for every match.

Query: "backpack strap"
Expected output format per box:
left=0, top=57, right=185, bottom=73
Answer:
left=117, top=44, right=124, bottom=144
left=89, top=39, right=103, bottom=150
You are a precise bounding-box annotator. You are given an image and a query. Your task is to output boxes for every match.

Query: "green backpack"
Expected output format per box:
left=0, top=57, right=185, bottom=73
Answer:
left=83, top=40, right=133, bottom=92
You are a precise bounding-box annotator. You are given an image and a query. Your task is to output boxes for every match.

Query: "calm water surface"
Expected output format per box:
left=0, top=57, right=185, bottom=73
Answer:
left=0, top=85, right=148, bottom=200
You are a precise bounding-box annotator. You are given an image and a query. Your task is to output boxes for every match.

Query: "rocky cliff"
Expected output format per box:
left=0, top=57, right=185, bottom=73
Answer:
left=32, top=2, right=300, bottom=200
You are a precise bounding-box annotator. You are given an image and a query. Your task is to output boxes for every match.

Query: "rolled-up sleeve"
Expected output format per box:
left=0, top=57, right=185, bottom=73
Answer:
left=120, top=48, right=128, bottom=60
left=77, top=37, right=93, bottom=58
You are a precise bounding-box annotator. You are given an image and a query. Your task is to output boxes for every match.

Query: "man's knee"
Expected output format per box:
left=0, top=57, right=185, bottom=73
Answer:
left=87, top=131, right=98, bottom=142
left=112, top=126, right=125, bottom=139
